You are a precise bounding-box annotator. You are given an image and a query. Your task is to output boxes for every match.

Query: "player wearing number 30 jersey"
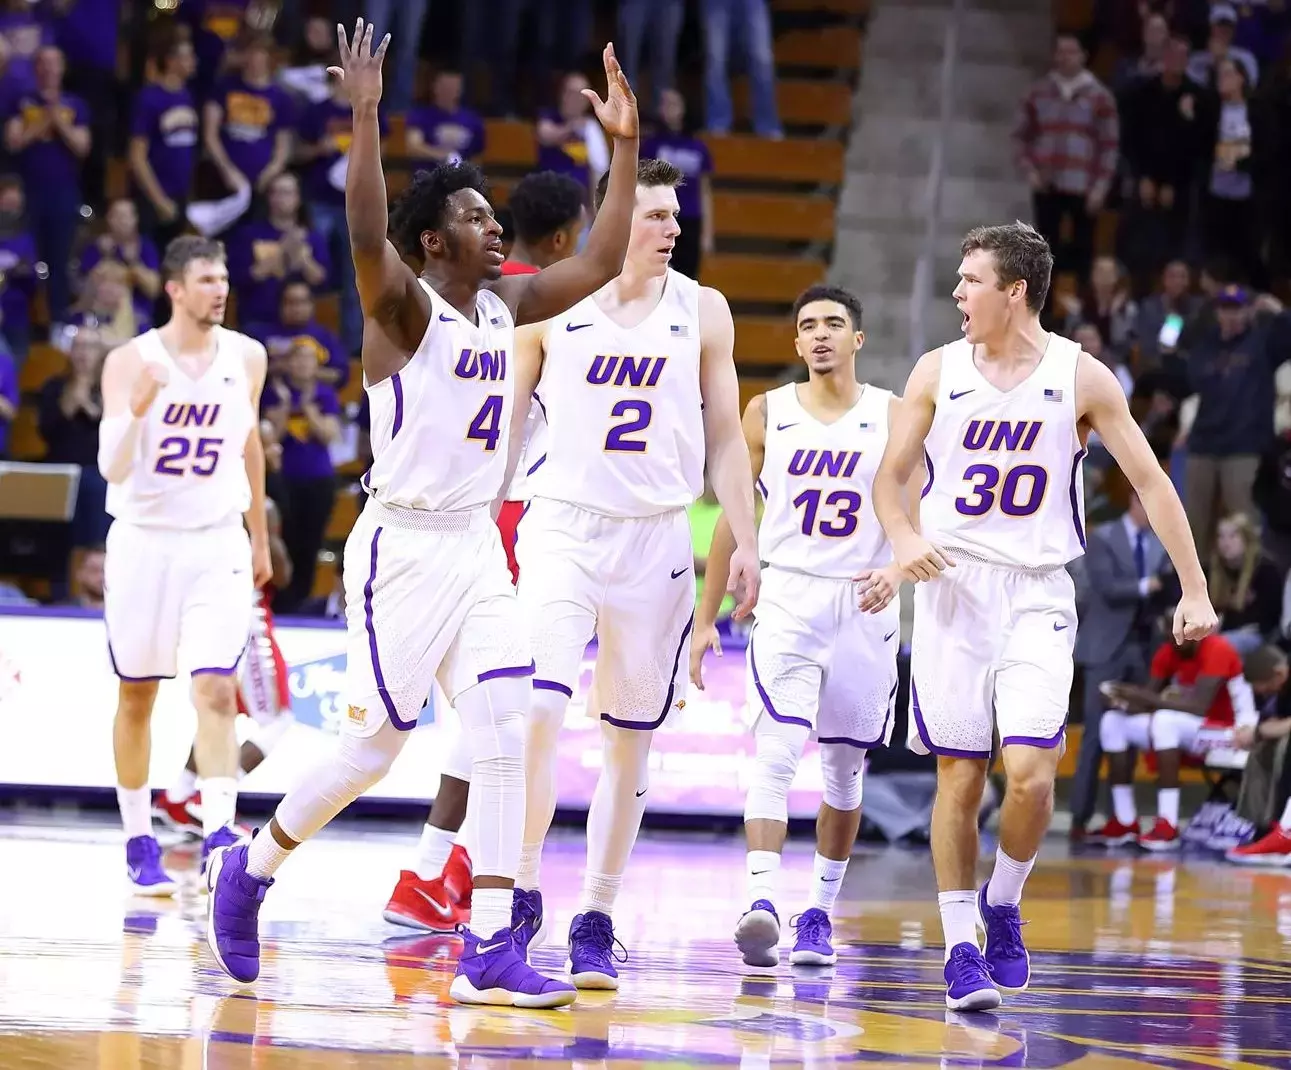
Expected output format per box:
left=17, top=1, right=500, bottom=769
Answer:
left=870, top=221, right=1216, bottom=1014
left=504, top=158, right=760, bottom=990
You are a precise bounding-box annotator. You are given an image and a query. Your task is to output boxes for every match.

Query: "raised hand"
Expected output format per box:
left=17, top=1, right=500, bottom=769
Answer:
left=582, top=43, right=638, bottom=140
left=327, top=19, right=390, bottom=109
left=129, top=361, right=169, bottom=417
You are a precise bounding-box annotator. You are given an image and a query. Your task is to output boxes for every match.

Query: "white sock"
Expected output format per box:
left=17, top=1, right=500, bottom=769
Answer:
left=746, top=849, right=781, bottom=904
left=197, top=776, right=239, bottom=836
left=414, top=822, right=455, bottom=880
left=470, top=887, right=511, bottom=938
left=1158, top=787, right=1180, bottom=827
left=246, top=827, right=293, bottom=880
left=1279, top=798, right=1291, bottom=829
left=579, top=870, right=622, bottom=915
left=1112, top=784, right=1137, bottom=825
left=515, top=842, right=542, bottom=891
left=117, top=785, right=152, bottom=839
left=938, top=890, right=979, bottom=960
left=986, top=847, right=1035, bottom=907
left=166, top=767, right=197, bottom=803
left=808, top=852, right=847, bottom=913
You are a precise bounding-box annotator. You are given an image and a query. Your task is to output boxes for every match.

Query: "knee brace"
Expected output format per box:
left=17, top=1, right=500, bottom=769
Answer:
left=457, top=676, right=527, bottom=768
left=820, top=743, right=864, bottom=812
left=441, top=723, right=473, bottom=783
left=744, top=718, right=810, bottom=824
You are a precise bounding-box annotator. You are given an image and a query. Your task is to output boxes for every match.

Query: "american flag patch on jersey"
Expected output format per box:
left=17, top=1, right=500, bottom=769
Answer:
left=670, top=324, right=689, bottom=337
left=1043, top=388, right=1063, bottom=402
left=490, top=316, right=504, bottom=327
left=858, top=422, right=873, bottom=430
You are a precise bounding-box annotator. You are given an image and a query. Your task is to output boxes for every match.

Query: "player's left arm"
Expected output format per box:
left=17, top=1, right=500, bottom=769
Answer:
left=494, top=46, right=638, bottom=327
left=698, top=285, right=759, bottom=617
left=494, top=322, right=546, bottom=517
left=1078, top=351, right=1217, bottom=642
left=242, top=338, right=273, bottom=588
left=855, top=394, right=928, bottom=613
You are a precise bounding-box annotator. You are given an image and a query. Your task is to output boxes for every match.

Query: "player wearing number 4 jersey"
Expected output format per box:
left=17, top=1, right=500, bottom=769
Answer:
left=503, top=158, right=760, bottom=990
left=871, top=221, right=1218, bottom=1012
left=97, top=235, right=272, bottom=898
left=205, top=20, right=642, bottom=1010
left=692, top=285, right=923, bottom=970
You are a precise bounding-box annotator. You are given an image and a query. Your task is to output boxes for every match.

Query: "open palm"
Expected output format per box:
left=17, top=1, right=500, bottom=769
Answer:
left=327, top=18, right=390, bottom=109
left=583, top=43, right=638, bottom=140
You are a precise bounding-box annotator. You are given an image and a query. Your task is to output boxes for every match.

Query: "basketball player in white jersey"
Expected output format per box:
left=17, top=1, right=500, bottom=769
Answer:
left=97, top=235, right=272, bottom=895
left=502, top=158, right=760, bottom=990
left=691, top=285, right=921, bottom=968
left=870, top=222, right=1216, bottom=1011
left=206, top=20, right=641, bottom=1009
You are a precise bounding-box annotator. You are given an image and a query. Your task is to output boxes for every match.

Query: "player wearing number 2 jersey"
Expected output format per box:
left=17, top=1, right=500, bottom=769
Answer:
left=205, top=23, right=642, bottom=1010
left=97, top=234, right=271, bottom=898
left=503, top=157, right=760, bottom=990
left=871, top=222, right=1216, bottom=1013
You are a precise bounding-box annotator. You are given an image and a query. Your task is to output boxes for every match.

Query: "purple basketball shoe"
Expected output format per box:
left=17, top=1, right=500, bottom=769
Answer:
left=976, top=882, right=1030, bottom=991
left=206, top=842, right=273, bottom=984
left=450, top=924, right=576, bottom=1008
left=789, top=908, right=837, bottom=966
left=126, top=835, right=178, bottom=897
left=944, top=941, right=1001, bottom=1011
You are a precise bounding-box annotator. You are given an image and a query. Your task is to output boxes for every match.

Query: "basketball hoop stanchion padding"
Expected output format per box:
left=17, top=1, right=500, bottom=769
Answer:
left=0, top=463, right=81, bottom=522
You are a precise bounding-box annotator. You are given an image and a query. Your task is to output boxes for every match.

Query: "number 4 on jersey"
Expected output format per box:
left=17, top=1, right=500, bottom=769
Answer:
left=467, top=395, right=504, bottom=451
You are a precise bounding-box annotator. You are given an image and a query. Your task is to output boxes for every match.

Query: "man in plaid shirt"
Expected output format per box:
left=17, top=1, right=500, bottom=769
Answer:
left=1013, top=33, right=1119, bottom=288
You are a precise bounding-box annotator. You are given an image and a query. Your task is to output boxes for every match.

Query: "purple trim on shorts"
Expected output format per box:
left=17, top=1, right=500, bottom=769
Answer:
left=910, top=677, right=991, bottom=760
left=748, top=624, right=813, bottom=731
left=819, top=677, right=901, bottom=749
left=532, top=391, right=548, bottom=420
left=1068, top=447, right=1087, bottom=549
left=192, top=647, right=246, bottom=679
left=1002, top=722, right=1067, bottom=750
left=756, top=476, right=768, bottom=501
left=602, top=611, right=695, bottom=731
left=920, top=448, right=935, bottom=499
left=533, top=678, right=573, bottom=697
left=526, top=454, right=547, bottom=477
left=105, top=636, right=173, bottom=683
left=478, top=660, right=536, bottom=683
left=391, top=373, right=405, bottom=438
left=364, top=526, right=415, bottom=732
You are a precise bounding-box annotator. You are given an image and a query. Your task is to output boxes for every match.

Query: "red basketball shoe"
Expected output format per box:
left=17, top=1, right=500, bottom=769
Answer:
left=153, top=791, right=203, bottom=838
left=383, top=844, right=474, bottom=931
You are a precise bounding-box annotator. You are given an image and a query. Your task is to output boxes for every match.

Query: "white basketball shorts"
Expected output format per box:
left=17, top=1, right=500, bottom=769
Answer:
left=342, top=499, right=531, bottom=740
left=516, top=498, right=694, bottom=730
left=908, top=559, right=1077, bottom=758
left=746, top=566, right=899, bottom=748
left=103, top=519, right=253, bottom=681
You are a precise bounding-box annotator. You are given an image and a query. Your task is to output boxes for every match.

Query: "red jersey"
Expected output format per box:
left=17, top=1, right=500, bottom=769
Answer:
left=1150, top=635, right=1244, bottom=726
left=500, top=259, right=539, bottom=276
left=494, top=256, right=538, bottom=584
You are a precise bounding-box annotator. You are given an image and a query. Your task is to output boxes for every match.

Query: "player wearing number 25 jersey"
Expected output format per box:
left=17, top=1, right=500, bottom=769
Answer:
left=504, top=158, right=760, bottom=990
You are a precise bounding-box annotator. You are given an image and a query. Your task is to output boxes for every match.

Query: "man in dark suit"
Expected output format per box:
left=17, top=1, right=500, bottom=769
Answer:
left=1071, top=491, right=1174, bottom=833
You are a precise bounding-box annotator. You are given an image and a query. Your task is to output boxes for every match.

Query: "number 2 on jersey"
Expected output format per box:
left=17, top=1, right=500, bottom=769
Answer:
left=793, top=488, right=862, bottom=537
left=605, top=399, right=652, bottom=452
left=467, top=395, right=504, bottom=451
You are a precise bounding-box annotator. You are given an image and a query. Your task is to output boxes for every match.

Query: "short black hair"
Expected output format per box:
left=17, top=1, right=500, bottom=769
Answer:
left=389, top=161, right=491, bottom=260
left=792, top=284, right=863, bottom=332
left=162, top=235, right=225, bottom=284
left=960, top=221, right=1053, bottom=312
left=508, top=171, right=587, bottom=245
left=594, top=158, right=684, bottom=212
left=1246, top=644, right=1288, bottom=684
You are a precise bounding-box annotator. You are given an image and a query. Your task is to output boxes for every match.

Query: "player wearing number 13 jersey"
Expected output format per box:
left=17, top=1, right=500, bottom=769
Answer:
left=505, top=158, right=760, bottom=989
left=871, top=222, right=1215, bottom=1014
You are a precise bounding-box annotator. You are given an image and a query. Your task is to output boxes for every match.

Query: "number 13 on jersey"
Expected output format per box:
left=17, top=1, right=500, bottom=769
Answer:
left=794, top=488, right=862, bottom=537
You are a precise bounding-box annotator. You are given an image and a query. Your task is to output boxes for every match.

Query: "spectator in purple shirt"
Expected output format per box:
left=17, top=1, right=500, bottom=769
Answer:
left=536, top=72, right=609, bottom=193
left=181, top=0, right=253, bottom=97
left=262, top=340, right=341, bottom=612
left=406, top=69, right=485, bottom=164
left=0, top=0, right=54, bottom=96
left=3, top=45, right=88, bottom=325
left=643, top=89, right=714, bottom=279
left=49, top=0, right=121, bottom=213
left=203, top=33, right=295, bottom=199
left=130, top=31, right=199, bottom=248
left=250, top=280, right=348, bottom=388
left=298, top=79, right=383, bottom=354
left=79, top=198, right=162, bottom=328
left=0, top=175, right=37, bottom=360
left=227, top=170, right=329, bottom=329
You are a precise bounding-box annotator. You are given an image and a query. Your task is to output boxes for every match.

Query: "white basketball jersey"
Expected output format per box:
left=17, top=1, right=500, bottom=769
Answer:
left=758, top=382, right=893, bottom=579
left=920, top=334, right=1087, bottom=569
left=363, top=281, right=515, bottom=512
left=107, top=327, right=254, bottom=529
left=529, top=269, right=705, bottom=518
left=504, top=402, right=547, bottom=501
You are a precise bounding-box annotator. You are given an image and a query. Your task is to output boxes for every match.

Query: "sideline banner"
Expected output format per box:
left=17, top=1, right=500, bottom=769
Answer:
left=0, top=608, right=834, bottom=818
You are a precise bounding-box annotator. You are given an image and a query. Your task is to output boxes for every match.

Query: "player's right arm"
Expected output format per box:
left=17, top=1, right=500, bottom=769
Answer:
left=494, top=322, right=546, bottom=516
left=97, top=338, right=167, bottom=484
left=690, top=394, right=766, bottom=690
left=872, top=349, right=952, bottom=582
left=329, top=21, right=430, bottom=383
